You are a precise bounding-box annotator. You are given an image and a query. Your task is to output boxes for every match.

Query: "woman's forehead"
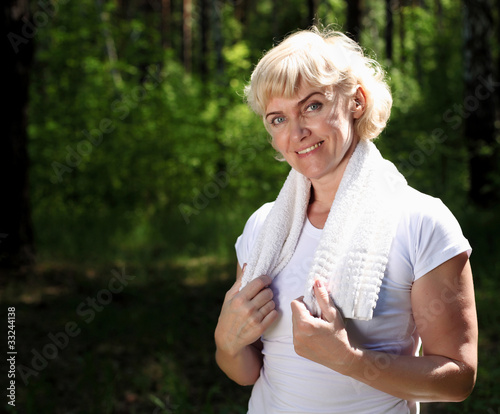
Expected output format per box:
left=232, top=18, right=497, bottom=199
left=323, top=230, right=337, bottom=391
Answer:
left=264, top=84, right=338, bottom=111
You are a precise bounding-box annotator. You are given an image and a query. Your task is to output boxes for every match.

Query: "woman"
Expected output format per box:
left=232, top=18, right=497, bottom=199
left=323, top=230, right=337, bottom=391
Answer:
left=214, top=27, right=477, bottom=414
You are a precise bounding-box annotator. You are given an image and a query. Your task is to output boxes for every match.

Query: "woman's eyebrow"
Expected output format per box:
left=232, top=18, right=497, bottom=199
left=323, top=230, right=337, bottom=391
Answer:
left=297, top=91, right=323, bottom=106
left=265, top=91, right=323, bottom=119
left=265, top=110, right=282, bottom=119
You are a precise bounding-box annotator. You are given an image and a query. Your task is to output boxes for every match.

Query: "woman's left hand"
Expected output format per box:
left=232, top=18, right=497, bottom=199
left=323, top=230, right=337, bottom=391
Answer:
left=290, top=279, right=358, bottom=374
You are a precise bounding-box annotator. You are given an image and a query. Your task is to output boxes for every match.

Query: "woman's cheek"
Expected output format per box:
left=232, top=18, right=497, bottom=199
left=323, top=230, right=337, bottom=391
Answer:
left=272, top=134, right=286, bottom=153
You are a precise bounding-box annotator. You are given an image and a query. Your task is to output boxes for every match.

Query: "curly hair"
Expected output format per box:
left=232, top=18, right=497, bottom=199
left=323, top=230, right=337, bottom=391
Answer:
left=244, top=26, right=392, bottom=141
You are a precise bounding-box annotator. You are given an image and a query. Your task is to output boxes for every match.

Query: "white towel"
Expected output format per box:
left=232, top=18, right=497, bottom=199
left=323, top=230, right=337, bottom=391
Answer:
left=240, top=140, right=408, bottom=320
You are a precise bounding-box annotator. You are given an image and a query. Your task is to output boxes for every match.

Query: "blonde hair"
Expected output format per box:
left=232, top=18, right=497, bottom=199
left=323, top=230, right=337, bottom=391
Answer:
left=244, top=27, right=392, bottom=140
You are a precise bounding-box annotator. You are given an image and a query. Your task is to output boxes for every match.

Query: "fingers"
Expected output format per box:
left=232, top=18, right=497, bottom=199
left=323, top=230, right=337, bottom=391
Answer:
left=227, top=262, right=251, bottom=298
left=246, top=282, right=275, bottom=326
left=313, top=279, right=331, bottom=316
left=230, top=273, right=275, bottom=319
left=236, top=263, right=246, bottom=282
left=238, top=280, right=277, bottom=342
left=290, top=296, right=307, bottom=316
left=252, top=285, right=274, bottom=310
left=241, top=274, right=273, bottom=300
left=260, top=306, right=278, bottom=330
left=313, top=279, right=341, bottom=323
left=290, top=296, right=313, bottom=329
left=258, top=297, right=276, bottom=315
left=226, top=263, right=246, bottom=299
left=226, top=277, right=243, bottom=299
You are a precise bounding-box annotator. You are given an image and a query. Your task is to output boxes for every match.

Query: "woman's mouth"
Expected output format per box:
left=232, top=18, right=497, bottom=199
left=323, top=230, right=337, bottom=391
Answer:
left=297, top=141, right=324, bottom=155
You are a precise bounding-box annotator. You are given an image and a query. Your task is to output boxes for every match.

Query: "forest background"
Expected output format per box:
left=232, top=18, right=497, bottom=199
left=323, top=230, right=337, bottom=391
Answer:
left=2, top=0, right=500, bottom=413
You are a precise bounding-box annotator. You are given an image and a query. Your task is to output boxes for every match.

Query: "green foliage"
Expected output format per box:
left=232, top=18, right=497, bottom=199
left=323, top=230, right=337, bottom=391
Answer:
left=29, top=0, right=292, bottom=263
left=29, top=0, right=474, bottom=264
left=22, top=1, right=500, bottom=411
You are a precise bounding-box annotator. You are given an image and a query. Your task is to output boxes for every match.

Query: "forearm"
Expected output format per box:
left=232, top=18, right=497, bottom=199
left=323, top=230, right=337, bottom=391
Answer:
left=344, top=348, right=476, bottom=402
left=345, top=255, right=477, bottom=402
left=215, top=341, right=263, bottom=386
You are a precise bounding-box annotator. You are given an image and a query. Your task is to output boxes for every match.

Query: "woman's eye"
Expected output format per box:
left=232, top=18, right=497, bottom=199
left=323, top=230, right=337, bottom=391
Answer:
left=306, top=102, right=322, bottom=112
left=271, top=116, right=286, bottom=126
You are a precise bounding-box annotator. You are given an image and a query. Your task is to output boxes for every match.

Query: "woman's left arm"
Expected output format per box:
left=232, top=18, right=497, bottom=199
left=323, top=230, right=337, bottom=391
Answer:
left=291, top=251, right=478, bottom=402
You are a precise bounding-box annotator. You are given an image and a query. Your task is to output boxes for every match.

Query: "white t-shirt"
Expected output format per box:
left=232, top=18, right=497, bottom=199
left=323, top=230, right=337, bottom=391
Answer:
left=235, top=186, right=471, bottom=414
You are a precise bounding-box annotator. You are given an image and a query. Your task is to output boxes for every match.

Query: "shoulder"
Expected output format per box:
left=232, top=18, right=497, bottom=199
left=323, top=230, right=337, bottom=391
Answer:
left=235, top=202, right=275, bottom=266
left=399, top=187, right=463, bottom=233
left=396, top=187, right=471, bottom=280
left=243, top=202, right=275, bottom=235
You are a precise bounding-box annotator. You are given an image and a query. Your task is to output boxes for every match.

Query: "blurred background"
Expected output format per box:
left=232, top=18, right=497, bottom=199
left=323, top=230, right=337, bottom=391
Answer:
left=2, top=0, right=499, bottom=412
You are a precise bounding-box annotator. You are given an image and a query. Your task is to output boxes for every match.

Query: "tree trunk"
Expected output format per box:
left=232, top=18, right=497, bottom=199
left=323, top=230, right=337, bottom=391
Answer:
left=496, top=0, right=500, bottom=111
left=307, top=0, right=319, bottom=26
left=345, top=0, right=362, bottom=42
left=183, top=0, right=193, bottom=73
left=463, top=0, right=499, bottom=207
left=212, top=0, right=224, bottom=82
left=96, top=0, right=123, bottom=89
left=412, top=5, right=423, bottom=85
left=385, top=0, right=394, bottom=61
left=1, top=0, right=36, bottom=272
left=272, top=0, right=280, bottom=38
left=435, top=0, right=443, bottom=32
left=199, top=0, right=210, bottom=80
left=234, top=0, right=250, bottom=24
left=161, top=0, right=171, bottom=49
left=399, top=0, right=407, bottom=65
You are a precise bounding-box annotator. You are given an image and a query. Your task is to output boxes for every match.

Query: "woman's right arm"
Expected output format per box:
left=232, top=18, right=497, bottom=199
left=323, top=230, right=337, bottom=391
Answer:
left=215, top=263, right=278, bottom=386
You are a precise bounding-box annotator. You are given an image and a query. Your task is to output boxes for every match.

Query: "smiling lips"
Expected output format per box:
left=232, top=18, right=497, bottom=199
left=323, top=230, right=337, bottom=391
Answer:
left=297, top=141, right=324, bottom=155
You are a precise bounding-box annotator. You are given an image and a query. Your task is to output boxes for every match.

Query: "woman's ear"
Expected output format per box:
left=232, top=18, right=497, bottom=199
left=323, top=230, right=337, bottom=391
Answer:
left=352, top=86, right=367, bottom=120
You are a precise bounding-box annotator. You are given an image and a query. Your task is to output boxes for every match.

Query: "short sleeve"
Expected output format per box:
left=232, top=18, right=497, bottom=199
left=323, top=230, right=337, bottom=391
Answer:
left=412, top=196, right=471, bottom=281
left=235, top=202, right=274, bottom=268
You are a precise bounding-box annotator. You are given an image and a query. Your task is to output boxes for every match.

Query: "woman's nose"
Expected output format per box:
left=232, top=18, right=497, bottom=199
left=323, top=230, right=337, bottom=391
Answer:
left=289, top=118, right=310, bottom=142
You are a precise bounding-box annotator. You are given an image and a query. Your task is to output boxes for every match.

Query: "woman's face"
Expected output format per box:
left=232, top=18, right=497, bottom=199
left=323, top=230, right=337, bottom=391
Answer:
left=265, top=83, right=363, bottom=185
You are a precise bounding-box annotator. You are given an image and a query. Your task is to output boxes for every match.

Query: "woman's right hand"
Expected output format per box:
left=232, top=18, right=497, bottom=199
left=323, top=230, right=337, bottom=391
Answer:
left=215, top=264, right=278, bottom=357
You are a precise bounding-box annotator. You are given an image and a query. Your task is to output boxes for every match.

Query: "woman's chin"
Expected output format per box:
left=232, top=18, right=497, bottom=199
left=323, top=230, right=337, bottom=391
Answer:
left=295, top=166, right=329, bottom=181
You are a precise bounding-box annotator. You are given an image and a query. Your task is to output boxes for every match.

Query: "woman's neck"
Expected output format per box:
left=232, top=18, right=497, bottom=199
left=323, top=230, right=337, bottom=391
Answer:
left=307, top=186, right=335, bottom=229
left=307, top=138, right=360, bottom=228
